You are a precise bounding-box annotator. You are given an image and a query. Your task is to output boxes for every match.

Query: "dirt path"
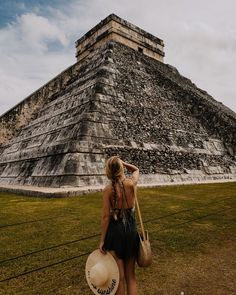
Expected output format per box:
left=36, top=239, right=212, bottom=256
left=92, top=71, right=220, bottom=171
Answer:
left=139, top=235, right=236, bottom=295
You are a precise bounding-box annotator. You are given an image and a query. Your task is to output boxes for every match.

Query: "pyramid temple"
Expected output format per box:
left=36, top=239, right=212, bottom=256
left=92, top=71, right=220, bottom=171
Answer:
left=0, top=14, right=236, bottom=193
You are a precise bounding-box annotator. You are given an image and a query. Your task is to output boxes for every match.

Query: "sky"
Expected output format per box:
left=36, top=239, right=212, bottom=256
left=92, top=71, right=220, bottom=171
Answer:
left=0, top=0, right=235, bottom=116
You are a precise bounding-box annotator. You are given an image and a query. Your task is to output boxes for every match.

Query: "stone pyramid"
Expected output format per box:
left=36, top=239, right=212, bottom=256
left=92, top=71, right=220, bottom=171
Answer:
left=0, top=14, right=236, bottom=190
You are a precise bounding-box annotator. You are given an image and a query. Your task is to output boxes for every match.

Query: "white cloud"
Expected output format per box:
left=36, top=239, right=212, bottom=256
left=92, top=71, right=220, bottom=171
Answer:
left=0, top=12, right=68, bottom=53
left=164, top=18, right=236, bottom=111
left=19, top=13, right=68, bottom=50
left=0, top=0, right=236, bottom=116
left=0, top=9, right=75, bottom=116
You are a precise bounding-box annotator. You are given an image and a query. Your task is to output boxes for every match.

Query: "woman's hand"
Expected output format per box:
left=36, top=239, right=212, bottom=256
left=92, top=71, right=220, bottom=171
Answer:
left=99, top=241, right=106, bottom=254
left=120, top=160, right=139, bottom=172
left=120, top=159, right=127, bottom=168
left=120, top=160, right=139, bottom=185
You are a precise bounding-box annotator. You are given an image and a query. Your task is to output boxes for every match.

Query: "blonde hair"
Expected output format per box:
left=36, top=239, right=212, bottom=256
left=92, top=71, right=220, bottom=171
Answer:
left=105, top=156, right=124, bottom=181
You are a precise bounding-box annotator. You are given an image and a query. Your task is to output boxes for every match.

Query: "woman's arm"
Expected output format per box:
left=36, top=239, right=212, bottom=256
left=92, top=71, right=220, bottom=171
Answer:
left=99, top=186, right=111, bottom=254
left=121, top=160, right=139, bottom=186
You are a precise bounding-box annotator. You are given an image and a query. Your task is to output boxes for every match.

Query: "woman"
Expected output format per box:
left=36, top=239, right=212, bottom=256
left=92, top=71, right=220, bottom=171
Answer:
left=99, top=156, right=140, bottom=295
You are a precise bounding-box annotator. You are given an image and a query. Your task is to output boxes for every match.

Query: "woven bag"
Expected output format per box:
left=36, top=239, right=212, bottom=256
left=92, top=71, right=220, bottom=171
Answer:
left=134, top=187, right=152, bottom=267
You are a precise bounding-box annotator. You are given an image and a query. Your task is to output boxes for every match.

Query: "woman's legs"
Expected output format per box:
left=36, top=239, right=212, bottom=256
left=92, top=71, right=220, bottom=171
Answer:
left=124, top=257, right=137, bottom=295
left=109, top=251, right=125, bottom=295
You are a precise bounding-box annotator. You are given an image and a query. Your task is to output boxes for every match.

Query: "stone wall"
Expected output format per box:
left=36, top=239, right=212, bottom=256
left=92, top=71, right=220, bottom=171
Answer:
left=0, top=40, right=235, bottom=188
left=97, top=41, right=236, bottom=182
left=0, top=64, right=82, bottom=145
left=75, top=14, right=164, bottom=63
left=0, top=45, right=116, bottom=187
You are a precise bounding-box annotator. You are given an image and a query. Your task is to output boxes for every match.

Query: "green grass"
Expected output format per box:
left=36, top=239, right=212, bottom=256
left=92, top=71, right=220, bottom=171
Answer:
left=0, top=182, right=235, bottom=295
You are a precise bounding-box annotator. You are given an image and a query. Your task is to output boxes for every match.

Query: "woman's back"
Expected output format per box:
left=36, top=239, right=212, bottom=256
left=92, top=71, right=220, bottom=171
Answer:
left=104, top=177, right=139, bottom=261
left=108, top=178, right=135, bottom=210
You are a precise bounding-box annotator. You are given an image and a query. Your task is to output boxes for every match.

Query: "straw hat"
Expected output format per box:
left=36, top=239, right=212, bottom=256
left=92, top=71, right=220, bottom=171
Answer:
left=85, top=249, right=119, bottom=295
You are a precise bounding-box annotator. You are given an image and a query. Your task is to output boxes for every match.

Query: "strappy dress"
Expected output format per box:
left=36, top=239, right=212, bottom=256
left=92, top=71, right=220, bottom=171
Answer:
left=103, top=180, right=140, bottom=260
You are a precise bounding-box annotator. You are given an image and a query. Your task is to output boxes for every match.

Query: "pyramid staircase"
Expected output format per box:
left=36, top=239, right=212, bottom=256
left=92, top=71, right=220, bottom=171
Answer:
left=0, top=15, right=235, bottom=192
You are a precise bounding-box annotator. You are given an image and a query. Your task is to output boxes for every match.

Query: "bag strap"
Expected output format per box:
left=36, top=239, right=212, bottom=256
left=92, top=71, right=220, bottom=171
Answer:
left=120, top=180, right=129, bottom=208
left=134, top=185, right=146, bottom=241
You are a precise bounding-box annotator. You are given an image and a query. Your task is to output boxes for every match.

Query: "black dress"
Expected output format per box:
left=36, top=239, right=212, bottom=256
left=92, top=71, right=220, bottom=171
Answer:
left=103, top=180, right=140, bottom=261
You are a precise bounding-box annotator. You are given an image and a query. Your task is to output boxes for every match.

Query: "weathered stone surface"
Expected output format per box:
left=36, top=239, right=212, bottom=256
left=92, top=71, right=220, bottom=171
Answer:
left=0, top=16, right=236, bottom=189
left=75, top=14, right=164, bottom=63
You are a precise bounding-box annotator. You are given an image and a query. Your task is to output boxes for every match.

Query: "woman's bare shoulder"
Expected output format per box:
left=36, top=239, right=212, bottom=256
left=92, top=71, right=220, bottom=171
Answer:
left=103, top=184, right=112, bottom=193
left=124, top=177, right=135, bottom=187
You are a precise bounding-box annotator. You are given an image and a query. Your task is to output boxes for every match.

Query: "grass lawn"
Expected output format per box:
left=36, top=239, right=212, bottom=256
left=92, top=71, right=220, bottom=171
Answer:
left=0, top=182, right=235, bottom=295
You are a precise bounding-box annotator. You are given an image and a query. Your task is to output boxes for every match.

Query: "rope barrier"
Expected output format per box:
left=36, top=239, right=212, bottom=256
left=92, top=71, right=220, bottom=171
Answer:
left=0, top=196, right=231, bottom=265
left=0, top=251, right=91, bottom=283
left=0, top=217, right=61, bottom=229
left=0, top=203, right=234, bottom=283
left=0, top=233, right=99, bottom=265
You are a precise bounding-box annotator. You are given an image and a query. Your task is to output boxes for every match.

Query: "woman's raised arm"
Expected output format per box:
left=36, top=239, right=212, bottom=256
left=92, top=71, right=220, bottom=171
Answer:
left=121, top=160, right=139, bottom=186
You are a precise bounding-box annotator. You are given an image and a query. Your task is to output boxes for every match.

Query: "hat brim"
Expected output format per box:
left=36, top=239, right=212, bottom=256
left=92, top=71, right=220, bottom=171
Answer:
left=85, top=249, right=119, bottom=295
